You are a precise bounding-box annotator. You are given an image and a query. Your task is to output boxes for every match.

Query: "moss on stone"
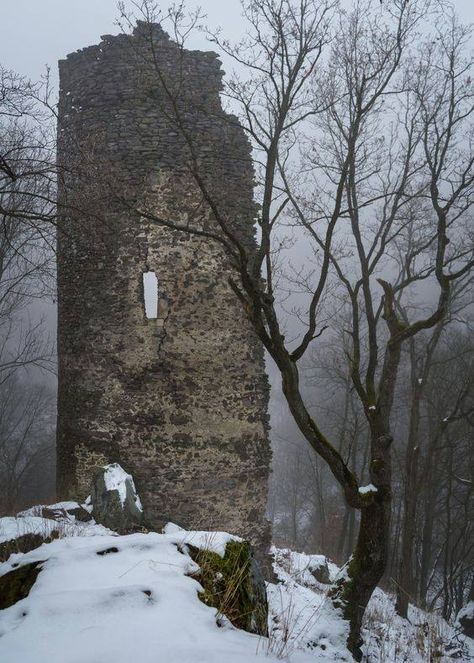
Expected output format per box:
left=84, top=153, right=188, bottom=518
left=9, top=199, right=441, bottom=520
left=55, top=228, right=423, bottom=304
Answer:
left=188, top=540, right=268, bottom=636
left=0, top=561, right=44, bottom=610
left=0, top=531, right=60, bottom=563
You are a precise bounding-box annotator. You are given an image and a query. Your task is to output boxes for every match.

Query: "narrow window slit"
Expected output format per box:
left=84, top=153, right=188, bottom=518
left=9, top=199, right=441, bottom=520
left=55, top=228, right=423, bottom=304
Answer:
left=143, top=271, right=158, bottom=319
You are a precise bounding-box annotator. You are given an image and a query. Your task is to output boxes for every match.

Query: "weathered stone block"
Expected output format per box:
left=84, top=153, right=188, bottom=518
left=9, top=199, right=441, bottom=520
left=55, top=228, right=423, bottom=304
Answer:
left=90, top=463, right=144, bottom=533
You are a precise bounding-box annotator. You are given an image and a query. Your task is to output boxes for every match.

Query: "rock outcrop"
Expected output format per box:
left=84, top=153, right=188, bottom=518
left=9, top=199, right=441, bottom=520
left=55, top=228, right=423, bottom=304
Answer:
left=187, top=539, right=269, bottom=636
left=41, top=503, right=92, bottom=522
left=309, top=558, right=331, bottom=585
left=0, top=533, right=55, bottom=563
left=0, top=561, right=45, bottom=609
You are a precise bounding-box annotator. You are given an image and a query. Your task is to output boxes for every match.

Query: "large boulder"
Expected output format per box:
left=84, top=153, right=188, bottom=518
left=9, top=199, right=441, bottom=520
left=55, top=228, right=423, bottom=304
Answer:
left=90, top=463, right=144, bottom=533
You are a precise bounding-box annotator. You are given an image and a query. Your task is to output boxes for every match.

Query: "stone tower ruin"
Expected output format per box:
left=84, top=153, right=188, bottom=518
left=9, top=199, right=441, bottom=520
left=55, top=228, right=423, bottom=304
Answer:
left=56, top=23, right=271, bottom=551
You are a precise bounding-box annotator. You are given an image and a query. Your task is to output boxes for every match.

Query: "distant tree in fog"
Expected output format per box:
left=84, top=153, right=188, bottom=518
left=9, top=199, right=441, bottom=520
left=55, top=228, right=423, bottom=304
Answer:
left=0, top=66, right=56, bottom=512
left=0, top=376, right=55, bottom=515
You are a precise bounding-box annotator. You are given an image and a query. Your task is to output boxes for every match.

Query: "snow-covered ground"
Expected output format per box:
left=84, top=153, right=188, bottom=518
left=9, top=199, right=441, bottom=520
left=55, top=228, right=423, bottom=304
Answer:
left=271, top=547, right=473, bottom=662
left=0, top=514, right=112, bottom=544
left=0, top=516, right=316, bottom=663
left=0, top=510, right=472, bottom=663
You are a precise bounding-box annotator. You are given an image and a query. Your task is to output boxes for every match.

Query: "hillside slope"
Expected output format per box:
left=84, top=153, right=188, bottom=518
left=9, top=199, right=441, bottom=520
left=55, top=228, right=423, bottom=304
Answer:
left=0, top=511, right=471, bottom=662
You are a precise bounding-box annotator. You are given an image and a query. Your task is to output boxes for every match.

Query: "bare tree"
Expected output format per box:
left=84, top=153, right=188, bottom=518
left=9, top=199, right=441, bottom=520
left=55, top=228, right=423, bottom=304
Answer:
left=395, top=278, right=473, bottom=616
left=0, top=66, right=56, bottom=511
left=414, top=329, right=474, bottom=617
left=0, top=66, right=55, bottom=377
left=0, top=66, right=57, bottom=234
left=83, top=0, right=474, bottom=656
left=0, top=375, right=55, bottom=515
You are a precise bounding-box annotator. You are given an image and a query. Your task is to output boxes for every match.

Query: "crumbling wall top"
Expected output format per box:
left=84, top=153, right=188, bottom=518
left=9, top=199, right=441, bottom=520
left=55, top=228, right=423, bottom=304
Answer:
left=59, top=21, right=221, bottom=68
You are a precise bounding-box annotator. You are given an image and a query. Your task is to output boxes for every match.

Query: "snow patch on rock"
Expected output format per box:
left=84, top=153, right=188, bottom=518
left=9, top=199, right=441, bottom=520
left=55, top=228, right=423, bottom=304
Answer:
left=0, top=526, right=314, bottom=663
left=18, top=501, right=80, bottom=517
left=272, top=547, right=339, bottom=587
left=103, top=463, right=143, bottom=512
left=270, top=547, right=351, bottom=660
left=163, top=521, right=242, bottom=558
left=271, top=547, right=473, bottom=662
left=0, top=517, right=58, bottom=545
left=358, top=484, right=378, bottom=495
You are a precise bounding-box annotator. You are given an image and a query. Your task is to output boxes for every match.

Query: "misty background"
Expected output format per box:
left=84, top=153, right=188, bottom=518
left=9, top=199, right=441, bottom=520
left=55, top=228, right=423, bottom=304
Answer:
left=1, top=0, right=474, bottom=625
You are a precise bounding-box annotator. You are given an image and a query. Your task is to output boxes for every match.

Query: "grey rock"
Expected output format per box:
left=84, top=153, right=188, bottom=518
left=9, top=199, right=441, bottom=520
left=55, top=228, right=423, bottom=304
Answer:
left=310, top=558, right=331, bottom=585
left=90, top=463, right=144, bottom=533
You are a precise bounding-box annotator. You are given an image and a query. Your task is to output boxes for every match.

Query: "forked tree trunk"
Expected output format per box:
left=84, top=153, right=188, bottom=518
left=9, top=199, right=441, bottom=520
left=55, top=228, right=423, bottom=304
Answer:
left=330, top=429, right=392, bottom=661
left=341, top=499, right=391, bottom=659
left=278, top=357, right=393, bottom=660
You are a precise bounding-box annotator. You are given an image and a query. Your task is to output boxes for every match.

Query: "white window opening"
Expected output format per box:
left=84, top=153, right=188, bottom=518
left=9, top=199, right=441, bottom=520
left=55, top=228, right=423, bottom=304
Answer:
left=143, top=271, right=159, bottom=319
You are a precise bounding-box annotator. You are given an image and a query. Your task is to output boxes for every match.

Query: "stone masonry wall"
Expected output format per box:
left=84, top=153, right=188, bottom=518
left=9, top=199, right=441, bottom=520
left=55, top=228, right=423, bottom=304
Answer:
left=56, top=23, right=272, bottom=552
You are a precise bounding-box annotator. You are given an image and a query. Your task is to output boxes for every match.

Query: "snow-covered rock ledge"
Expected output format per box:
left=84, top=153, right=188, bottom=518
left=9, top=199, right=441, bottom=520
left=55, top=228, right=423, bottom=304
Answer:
left=0, top=516, right=287, bottom=663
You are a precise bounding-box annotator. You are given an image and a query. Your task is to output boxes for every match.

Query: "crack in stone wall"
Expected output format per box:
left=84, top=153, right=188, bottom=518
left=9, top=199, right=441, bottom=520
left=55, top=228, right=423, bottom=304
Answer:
left=56, top=22, right=272, bottom=554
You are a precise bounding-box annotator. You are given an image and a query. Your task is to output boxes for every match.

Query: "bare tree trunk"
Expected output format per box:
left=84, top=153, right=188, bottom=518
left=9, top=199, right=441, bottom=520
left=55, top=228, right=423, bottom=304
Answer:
left=442, top=438, right=454, bottom=620
left=331, top=423, right=392, bottom=661
left=418, top=425, right=438, bottom=608
left=396, top=387, right=421, bottom=616
left=396, top=447, right=420, bottom=616
left=345, top=508, right=357, bottom=563
left=333, top=493, right=391, bottom=659
left=337, top=505, right=351, bottom=563
left=337, top=417, right=360, bottom=564
left=338, top=428, right=364, bottom=564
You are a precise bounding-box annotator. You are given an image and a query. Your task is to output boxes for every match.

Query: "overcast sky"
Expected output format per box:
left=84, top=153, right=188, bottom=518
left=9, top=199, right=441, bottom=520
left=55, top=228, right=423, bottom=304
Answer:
left=2, top=0, right=474, bottom=85
left=1, top=0, right=242, bottom=82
